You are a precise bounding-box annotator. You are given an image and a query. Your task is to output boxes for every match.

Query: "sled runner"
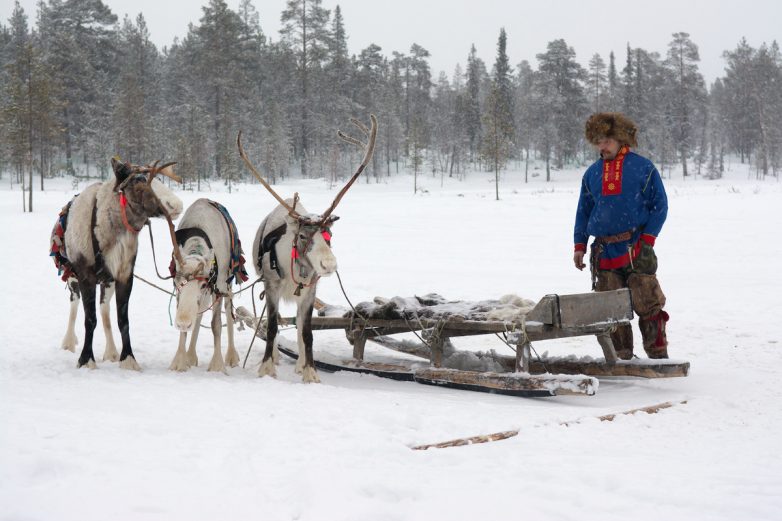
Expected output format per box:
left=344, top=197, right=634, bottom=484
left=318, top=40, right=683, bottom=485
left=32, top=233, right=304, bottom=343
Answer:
left=236, top=288, right=689, bottom=397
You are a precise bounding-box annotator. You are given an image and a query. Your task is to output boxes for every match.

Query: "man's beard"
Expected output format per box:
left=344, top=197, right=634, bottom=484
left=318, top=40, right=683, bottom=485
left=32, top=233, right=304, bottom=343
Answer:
left=600, top=151, right=618, bottom=160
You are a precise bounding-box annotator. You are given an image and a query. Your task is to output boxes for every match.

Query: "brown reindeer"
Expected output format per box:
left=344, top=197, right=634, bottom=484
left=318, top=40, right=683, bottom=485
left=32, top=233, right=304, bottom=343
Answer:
left=51, top=158, right=183, bottom=369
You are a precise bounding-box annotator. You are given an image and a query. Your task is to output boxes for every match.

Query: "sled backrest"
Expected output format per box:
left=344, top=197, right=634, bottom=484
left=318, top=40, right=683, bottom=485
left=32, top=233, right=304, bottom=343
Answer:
left=526, top=289, right=633, bottom=327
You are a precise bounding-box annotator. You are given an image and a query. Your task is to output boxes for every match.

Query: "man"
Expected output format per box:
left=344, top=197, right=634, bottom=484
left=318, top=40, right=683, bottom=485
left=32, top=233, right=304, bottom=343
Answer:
left=573, top=112, right=670, bottom=359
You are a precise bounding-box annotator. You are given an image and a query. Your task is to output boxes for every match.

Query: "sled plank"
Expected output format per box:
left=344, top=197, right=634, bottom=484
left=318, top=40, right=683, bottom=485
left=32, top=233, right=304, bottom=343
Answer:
left=414, top=368, right=597, bottom=397
left=509, top=357, right=690, bottom=378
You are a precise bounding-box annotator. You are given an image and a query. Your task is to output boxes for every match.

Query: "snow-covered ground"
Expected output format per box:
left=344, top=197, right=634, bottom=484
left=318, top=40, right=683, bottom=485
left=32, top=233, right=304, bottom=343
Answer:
left=1, top=161, right=780, bottom=521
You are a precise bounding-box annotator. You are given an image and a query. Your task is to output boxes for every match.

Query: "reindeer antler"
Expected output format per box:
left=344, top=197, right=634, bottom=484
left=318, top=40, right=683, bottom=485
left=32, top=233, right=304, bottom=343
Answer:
left=237, top=131, right=302, bottom=220
left=126, top=159, right=184, bottom=267
left=161, top=206, right=185, bottom=269
left=139, top=160, right=182, bottom=185
left=320, top=114, right=378, bottom=224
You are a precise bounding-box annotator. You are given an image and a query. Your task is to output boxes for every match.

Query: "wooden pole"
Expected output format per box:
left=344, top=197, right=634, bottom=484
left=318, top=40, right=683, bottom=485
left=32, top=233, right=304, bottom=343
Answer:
left=411, top=400, right=687, bottom=451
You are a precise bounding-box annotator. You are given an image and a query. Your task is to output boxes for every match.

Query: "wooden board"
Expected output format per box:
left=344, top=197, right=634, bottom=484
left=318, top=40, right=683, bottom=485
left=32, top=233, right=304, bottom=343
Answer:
left=525, top=289, right=633, bottom=327
left=414, top=368, right=597, bottom=397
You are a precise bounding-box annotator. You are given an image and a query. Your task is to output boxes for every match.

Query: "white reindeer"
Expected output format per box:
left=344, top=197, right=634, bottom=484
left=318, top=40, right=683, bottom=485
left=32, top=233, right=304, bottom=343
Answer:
left=51, top=158, right=183, bottom=369
left=237, top=114, right=378, bottom=383
left=169, top=198, right=248, bottom=374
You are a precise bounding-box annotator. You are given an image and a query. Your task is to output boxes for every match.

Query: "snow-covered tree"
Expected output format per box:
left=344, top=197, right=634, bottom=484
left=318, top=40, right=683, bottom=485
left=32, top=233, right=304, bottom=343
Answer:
left=280, top=0, right=331, bottom=177
left=664, top=32, right=707, bottom=178
left=481, top=28, right=515, bottom=200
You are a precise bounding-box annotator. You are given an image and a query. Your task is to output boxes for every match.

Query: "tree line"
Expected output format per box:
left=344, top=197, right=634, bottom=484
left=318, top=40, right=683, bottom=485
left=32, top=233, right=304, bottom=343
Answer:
left=1, top=0, right=781, bottom=210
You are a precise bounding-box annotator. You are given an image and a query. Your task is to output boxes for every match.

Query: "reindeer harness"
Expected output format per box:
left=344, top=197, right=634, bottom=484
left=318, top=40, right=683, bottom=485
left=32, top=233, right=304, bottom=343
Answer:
left=50, top=198, right=76, bottom=282
left=169, top=200, right=249, bottom=297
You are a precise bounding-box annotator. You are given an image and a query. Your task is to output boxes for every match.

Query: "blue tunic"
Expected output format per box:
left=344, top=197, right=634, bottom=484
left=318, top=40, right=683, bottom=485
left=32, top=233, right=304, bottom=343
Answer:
left=574, top=150, right=668, bottom=269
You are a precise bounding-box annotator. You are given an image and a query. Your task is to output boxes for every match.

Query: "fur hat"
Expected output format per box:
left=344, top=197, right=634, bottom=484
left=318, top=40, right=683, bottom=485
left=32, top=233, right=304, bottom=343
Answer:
left=585, top=112, right=638, bottom=148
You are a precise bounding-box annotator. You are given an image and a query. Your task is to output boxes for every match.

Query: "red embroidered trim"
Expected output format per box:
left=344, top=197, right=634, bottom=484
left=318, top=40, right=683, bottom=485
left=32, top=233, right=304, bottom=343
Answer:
left=599, top=239, right=642, bottom=270
left=640, top=233, right=656, bottom=247
left=602, top=146, right=628, bottom=196
left=574, top=243, right=587, bottom=253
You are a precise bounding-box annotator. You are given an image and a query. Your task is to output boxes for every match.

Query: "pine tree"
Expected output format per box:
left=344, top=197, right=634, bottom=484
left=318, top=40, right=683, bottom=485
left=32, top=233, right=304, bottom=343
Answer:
left=622, top=43, right=635, bottom=118
left=464, top=44, right=483, bottom=161
left=1, top=1, right=32, bottom=208
left=322, top=4, right=354, bottom=171
left=535, top=38, right=587, bottom=169
left=481, top=28, right=515, bottom=200
left=606, top=51, right=619, bottom=111
left=280, top=0, right=331, bottom=177
left=514, top=60, right=534, bottom=182
left=113, top=14, right=161, bottom=162
left=664, top=32, right=706, bottom=178
left=407, top=43, right=433, bottom=148
left=39, top=0, right=118, bottom=175
left=587, top=53, right=607, bottom=113
left=194, top=0, right=249, bottom=190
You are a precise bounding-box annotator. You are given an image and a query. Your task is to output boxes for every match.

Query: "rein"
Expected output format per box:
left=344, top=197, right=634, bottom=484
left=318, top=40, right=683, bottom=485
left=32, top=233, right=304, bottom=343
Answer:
left=118, top=192, right=143, bottom=234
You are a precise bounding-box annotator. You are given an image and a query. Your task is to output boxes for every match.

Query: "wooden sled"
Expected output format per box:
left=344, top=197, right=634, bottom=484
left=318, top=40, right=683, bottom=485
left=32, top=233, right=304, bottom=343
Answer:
left=274, top=343, right=596, bottom=397
left=236, top=289, right=689, bottom=397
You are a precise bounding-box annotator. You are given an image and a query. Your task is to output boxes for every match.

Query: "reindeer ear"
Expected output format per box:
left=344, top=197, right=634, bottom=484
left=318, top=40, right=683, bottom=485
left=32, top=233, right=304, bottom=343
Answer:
left=111, top=156, right=132, bottom=185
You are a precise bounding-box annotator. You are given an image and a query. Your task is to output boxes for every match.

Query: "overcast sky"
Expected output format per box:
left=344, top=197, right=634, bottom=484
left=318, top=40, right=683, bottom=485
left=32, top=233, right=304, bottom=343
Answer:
left=3, top=0, right=780, bottom=84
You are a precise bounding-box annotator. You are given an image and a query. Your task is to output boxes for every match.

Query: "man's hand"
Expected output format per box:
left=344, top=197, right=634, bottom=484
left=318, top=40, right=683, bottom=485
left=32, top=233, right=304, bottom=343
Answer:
left=574, top=251, right=586, bottom=271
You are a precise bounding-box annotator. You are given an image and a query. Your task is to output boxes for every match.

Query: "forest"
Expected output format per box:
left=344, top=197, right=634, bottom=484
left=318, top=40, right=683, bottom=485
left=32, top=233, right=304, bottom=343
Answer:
left=1, top=0, right=781, bottom=210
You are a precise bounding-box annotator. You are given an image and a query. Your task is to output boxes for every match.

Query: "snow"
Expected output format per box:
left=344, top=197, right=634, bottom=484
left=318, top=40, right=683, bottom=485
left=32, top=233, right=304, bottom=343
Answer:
left=1, top=162, right=781, bottom=520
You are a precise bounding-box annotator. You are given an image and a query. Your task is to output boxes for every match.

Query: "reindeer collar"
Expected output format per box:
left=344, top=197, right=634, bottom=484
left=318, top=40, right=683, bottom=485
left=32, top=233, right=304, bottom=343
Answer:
left=118, top=192, right=143, bottom=234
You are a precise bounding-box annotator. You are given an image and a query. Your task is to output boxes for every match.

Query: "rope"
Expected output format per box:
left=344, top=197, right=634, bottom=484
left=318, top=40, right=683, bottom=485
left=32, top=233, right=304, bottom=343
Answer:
left=233, top=276, right=263, bottom=296
left=243, top=302, right=267, bottom=369
left=146, top=222, right=173, bottom=281
left=492, top=317, right=550, bottom=373
left=134, top=273, right=174, bottom=296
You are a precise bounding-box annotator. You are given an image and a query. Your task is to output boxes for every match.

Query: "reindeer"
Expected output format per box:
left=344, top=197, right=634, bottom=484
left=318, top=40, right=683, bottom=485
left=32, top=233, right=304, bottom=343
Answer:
left=168, top=198, right=249, bottom=374
left=50, top=158, right=183, bottom=369
left=237, top=114, right=377, bottom=383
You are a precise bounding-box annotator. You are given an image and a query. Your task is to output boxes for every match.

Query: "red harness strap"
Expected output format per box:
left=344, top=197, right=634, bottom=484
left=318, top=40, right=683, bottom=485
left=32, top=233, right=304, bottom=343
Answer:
left=119, top=192, right=142, bottom=234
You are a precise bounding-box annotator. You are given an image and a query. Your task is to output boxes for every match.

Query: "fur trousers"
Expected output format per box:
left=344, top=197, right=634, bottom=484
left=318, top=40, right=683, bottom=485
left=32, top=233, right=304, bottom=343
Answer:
left=594, top=243, right=669, bottom=359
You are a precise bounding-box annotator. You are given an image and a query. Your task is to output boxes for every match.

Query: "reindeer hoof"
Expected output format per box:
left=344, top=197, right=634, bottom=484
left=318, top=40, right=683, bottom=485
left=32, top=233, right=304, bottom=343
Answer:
left=102, top=345, right=119, bottom=362
left=301, top=366, right=320, bottom=383
left=169, top=353, right=190, bottom=372
left=186, top=351, right=199, bottom=367
left=119, top=356, right=141, bottom=371
left=62, top=333, right=78, bottom=352
left=225, top=347, right=240, bottom=368
left=207, top=356, right=227, bottom=374
left=258, top=358, right=277, bottom=378
left=77, top=359, right=97, bottom=369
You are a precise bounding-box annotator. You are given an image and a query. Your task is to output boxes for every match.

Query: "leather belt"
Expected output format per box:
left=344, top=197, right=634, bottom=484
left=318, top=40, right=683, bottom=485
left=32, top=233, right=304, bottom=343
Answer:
left=596, top=230, right=633, bottom=244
